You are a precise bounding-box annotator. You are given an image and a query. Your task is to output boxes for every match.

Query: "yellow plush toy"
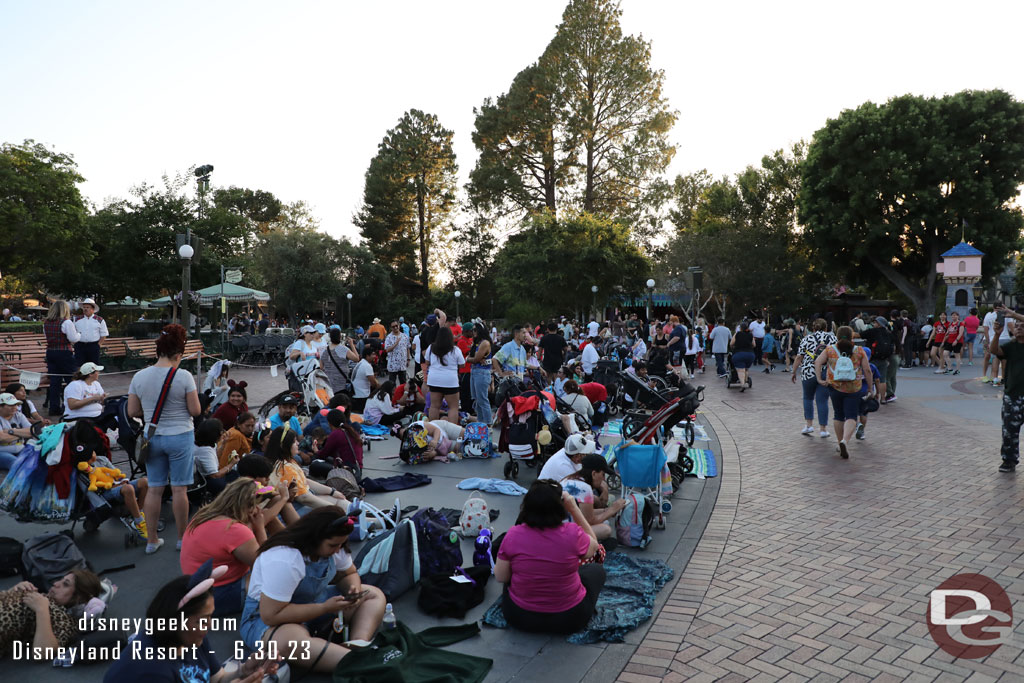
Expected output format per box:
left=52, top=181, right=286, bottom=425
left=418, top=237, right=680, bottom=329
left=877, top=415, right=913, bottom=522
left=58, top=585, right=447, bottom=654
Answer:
left=77, top=460, right=126, bottom=492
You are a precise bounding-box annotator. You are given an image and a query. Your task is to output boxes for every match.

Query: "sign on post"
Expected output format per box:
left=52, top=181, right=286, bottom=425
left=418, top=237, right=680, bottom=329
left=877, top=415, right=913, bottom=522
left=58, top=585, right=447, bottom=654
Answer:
left=225, top=269, right=243, bottom=284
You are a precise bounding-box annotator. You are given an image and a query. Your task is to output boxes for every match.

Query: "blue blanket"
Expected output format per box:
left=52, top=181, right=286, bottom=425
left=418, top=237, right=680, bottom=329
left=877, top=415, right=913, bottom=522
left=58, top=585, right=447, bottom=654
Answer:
left=482, top=553, right=674, bottom=644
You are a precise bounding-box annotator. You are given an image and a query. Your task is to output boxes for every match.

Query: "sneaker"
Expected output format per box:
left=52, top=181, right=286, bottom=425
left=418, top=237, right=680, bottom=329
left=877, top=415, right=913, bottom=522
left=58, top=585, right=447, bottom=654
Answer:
left=801, top=426, right=814, bottom=436
left=819, top=430, right=829, bottom=438
left=952, top=370, right=960, bottom=375
left=126, top=516, right=147, bottom=539
left=388, top=498, right=402, bottom=526
left=838, top=440, right=849, bottom=459
left=855, top=424, right=865, bottom=440
left=968, top=361, right=974, bottom=366
left=934, top=369, right=946, bottom=374
left=999, top=462, right=1016, bottom=473
left=718, top=373, right=728, bottom=379
left=981, top=376, right=992, bottom=384
left=157, top=517, right=166, bottom=532
left=994, top=378, right=1004, bottom=386
left=145, top=538, right=165, bottom=555
left=887, top=395, right=897, bottom=402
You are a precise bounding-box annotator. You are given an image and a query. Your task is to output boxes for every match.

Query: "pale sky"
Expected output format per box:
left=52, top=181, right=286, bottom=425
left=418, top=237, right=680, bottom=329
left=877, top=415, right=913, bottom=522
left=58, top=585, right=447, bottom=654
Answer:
left=3, top=0, right=1022, bottom=243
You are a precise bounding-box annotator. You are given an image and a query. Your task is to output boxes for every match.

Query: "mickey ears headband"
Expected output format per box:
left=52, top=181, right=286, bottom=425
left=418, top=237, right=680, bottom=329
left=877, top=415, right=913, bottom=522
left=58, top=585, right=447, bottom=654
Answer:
left=227, top=380, right=248, bottom=389
left=179, top=559, right=228, bottom=609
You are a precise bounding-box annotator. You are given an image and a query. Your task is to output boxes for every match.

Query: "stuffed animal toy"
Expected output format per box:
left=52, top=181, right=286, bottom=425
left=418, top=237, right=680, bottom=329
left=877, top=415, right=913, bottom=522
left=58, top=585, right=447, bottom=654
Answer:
left=473, top=528, right=494, bottom=572
left=77, top=457, right=126, bottom=492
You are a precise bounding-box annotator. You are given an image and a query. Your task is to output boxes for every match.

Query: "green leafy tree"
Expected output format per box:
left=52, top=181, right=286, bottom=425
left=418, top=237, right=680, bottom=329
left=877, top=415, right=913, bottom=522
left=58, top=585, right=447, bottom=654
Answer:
left=251, top=230, right=344, bottom=324
left=356, top=109, right=458, bottom=299
left=494, top=211, right=650, bottom=318
left=446, top=215, right=499, bottom=320
left=469, top=0, right=676, bottom=226
left=799, top=90, right=1024, bottom=320
left=0, top=140, right=89, bottom=287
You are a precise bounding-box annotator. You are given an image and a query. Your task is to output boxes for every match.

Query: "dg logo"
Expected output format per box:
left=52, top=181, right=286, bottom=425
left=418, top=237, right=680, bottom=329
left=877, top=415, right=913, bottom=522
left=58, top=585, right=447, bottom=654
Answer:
left=927, top=573, right=1012, bottom=659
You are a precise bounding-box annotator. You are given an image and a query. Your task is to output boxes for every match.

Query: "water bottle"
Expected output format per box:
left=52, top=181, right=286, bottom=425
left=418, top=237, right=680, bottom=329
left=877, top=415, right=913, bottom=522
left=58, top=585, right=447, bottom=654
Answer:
left=382, top=603, right=397, bottom=631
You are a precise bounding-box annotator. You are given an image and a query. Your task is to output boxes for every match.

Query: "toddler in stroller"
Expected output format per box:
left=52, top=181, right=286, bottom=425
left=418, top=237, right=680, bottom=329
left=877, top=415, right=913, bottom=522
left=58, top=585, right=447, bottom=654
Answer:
left=497, top=388, right=560, bottom=479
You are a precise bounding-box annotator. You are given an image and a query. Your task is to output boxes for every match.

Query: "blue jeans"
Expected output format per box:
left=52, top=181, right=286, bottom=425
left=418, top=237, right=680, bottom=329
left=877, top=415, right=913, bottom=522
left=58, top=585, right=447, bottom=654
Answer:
left=212, top=577, right=246, bottom=616
left=471, top=367, right=492, bottom=425
left=0, top=446, right=22, bottom=470
left=828, top=386, right=867, bottom=422
left=143, top=431, right=195, bottom=487
left=802, top=377, right=829, bottom=427
left=714, top=352, right=727, bottom=375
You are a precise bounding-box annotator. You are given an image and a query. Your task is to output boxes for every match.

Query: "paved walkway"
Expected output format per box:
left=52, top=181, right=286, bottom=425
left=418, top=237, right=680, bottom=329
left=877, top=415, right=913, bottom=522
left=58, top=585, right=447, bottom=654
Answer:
left=618, top=362, right=1024, bottom=682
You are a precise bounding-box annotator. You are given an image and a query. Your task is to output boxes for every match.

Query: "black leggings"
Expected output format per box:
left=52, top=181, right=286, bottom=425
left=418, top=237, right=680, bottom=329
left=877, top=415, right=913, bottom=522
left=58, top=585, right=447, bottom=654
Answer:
left=683, top=354, right=697, bottom=374
left=502, top=563, right=606, bottom=634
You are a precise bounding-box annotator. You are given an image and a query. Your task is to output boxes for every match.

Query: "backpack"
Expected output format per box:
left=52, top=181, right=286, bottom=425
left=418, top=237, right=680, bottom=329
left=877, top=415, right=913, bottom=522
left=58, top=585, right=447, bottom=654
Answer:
left=458, top=493, right=492, bottom=538
left=871, top=329, right=893, bottom=360
left=325, top=466, right=364, bottom=500
left=616, top=493, right=654, bottom=549
left=22, top=531, right=89, bottom=591
left=417, top=564, right=491, bottom=619
left=412, top=508, right=463, bottom=577
left=461, top=422, right=492, bottom=459
left=831, top=346, right=857, bottom=381
left=0, top=537, right=25, bottom=577
left=355, top=518, right=420, bottom=601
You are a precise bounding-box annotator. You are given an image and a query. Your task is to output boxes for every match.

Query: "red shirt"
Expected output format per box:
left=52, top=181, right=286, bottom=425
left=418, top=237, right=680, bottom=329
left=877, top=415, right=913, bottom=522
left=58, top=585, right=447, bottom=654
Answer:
left=933, top=321, right=947, bottom=343
left=456, top=336, right=473, bottom=374
left=580, top=382, right=608, bottom=405
left=393, top=383, right=425, bottom=406
left=212, top=401, right=248, bottom=429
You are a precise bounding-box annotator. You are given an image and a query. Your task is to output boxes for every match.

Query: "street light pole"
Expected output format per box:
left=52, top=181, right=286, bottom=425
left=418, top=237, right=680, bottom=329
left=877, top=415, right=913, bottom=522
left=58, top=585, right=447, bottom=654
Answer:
left=646, top=278, right=656, bottom=324
left=591, top=285, right=598, bottom=322
left=346, top=293, right=353, bottom=332
left=179, top=240, right=194, bottom=338
left=454, top=291, right=461, bottom=320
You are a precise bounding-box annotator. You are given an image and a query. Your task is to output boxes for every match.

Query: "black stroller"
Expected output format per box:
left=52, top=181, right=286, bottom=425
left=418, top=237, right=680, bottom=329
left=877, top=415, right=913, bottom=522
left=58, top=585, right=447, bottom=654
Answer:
left=724, top=354, right=753, bottom=390
left=592, top=359, right=625, bottom=416
left=618, top=371, right=704, bottom=448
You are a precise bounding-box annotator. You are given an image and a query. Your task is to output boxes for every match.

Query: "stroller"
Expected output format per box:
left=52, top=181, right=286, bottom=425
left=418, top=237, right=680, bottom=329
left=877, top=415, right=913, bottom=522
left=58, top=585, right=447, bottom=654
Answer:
left=497, top=387, right=556, bottom=479
left=259, top=358, right=333, bottom=424
left=724, top=354, right=752, bottom=390
left=618, top=371, right=704, bottom=448
left=0, top=420, right=139, bottom=543
left=592, top=359, right=625, bottom=416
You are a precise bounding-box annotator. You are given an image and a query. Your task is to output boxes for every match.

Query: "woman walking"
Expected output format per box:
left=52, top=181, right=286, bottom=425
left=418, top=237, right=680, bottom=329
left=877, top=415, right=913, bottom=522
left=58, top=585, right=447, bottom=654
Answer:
left=928, top=313, right=948, bottom=372
left=729, top=321, right=756, bottom=391
left=43, top=300, right=81, bottom=417
left=943, top=311, right=965, bottom=375
left=792, top=319, right=835, bottom=438
left=814, top=325, right=871, bottom=459
left=126, top=324, right=202, bottom=554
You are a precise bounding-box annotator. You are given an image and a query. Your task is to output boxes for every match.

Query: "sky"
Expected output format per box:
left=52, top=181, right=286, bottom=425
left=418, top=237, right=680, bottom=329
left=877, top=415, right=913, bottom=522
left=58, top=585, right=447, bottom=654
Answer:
left=3, top=0, right=1023, bottom=243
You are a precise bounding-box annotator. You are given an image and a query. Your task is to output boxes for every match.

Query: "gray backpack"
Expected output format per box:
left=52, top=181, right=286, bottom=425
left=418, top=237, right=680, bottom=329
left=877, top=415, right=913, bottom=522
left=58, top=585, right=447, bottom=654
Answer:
left=22, top=532, right=89, bottom=591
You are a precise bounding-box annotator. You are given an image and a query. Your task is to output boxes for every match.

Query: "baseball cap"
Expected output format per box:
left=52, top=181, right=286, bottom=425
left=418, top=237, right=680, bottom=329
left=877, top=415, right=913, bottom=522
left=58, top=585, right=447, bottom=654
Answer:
left=426, top=314, right=438, bottom=325
left=580, top=453, right=614, bottom=475
left=329, top=324, right=341, bottom=331
left=314, top=323, right=327, bottom=334
left=564, top=433, right=597, bottom=456
left=79, top=362, right=104, bottom=375
left=278, top=395, right=299, bottom=406
left=0, top=393, right=22, bottom=406
left=874, top=316, right=888, bottom=327
left=300, top=325, right=315, bottom=334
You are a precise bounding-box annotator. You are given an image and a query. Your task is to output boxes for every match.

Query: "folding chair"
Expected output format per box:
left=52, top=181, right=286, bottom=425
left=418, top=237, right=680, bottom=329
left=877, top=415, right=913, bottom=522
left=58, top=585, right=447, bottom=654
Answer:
left=612, top=442, right=670, bottom=529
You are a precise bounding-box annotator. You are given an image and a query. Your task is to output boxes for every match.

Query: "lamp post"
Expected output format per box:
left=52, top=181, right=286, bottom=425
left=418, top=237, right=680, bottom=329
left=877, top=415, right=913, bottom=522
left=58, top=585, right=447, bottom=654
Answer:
left=646, top=278, right=655, bottom=323
left=591, top=285, right=598, bottom=321
left=454, top=290, right=461, bottom=320
left=179, top=244, right=195, bottom=337
left=346, top=293, right=353, bottom=332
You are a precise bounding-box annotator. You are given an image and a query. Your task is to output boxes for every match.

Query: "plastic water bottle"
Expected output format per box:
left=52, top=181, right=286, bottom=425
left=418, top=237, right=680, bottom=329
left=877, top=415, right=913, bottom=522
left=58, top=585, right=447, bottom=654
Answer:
left=382, top=603, right=397, bottom=631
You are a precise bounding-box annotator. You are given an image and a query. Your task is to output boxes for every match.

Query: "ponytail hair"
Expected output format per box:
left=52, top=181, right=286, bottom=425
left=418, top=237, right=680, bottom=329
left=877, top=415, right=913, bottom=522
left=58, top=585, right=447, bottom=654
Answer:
left=835, top=325, right=854, bottom=355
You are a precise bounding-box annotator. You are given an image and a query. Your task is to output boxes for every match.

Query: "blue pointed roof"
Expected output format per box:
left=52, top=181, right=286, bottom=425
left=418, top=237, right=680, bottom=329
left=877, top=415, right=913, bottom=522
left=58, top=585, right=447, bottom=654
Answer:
left=941, top=241, right=985, bottom=258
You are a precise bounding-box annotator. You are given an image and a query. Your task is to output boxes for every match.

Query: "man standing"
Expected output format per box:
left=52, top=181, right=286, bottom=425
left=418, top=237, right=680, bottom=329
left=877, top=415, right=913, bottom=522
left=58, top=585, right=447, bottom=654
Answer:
left=886, top=309, right=903, bottom=400
left=749, top=314, right=766, bottom=366
left=539, top=323, right=568, bottom=380
left=860, top=317, right=894, bottom=403
left=900, top=310, right=916, bottom=367
left=991, top=305, right=1024, bottom=472
left=73, top=298, right=108, bottom=366
left=981, top=307, right=998, bottom=383
left=587, top=317, right=600, bottom=338
left=581, top=336, right=601, bottom=382
left=384, top=320, right=410, bottom=385
left=492, top=325, right=527, bottom=381
left=709, top=318, right=732, bottom=377
left=257, top=314, right=270, bottom=335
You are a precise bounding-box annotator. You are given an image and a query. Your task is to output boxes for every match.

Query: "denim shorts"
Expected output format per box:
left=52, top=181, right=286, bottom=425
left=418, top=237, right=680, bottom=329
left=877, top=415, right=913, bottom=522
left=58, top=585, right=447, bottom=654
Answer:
left=100, top=485, right=127, bottom=504
left=143, top=432, right=195, bottom=487
left=732, top=351, right=755, bottom=369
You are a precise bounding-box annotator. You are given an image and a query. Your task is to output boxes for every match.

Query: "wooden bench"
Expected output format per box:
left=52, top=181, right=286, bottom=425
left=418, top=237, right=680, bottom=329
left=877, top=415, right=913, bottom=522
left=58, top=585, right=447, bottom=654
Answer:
left=123, top=339, right=208, bottom=368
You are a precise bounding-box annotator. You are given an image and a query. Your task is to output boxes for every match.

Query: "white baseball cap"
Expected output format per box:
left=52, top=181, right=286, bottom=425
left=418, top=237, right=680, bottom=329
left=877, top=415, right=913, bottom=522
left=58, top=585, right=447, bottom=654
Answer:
left=300, top=325, right=316, bottom=334
left=0, top=393, right=22, bottom=406
left=79, top=362, right=104, bottom=375
left=564, top=433, right=597, bottom=456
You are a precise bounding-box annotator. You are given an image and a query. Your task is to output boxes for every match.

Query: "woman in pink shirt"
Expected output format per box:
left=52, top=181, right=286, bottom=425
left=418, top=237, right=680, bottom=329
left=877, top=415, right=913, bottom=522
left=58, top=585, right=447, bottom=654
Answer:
left=963, top=307, right=981, bottom=366
left=495, top=479, right=604, bottom=633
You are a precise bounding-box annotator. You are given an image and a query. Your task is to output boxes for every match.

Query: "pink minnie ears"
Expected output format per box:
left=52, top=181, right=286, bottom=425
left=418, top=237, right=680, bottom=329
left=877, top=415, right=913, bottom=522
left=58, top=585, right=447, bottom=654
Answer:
left=178, top=559, right=229, bottom=609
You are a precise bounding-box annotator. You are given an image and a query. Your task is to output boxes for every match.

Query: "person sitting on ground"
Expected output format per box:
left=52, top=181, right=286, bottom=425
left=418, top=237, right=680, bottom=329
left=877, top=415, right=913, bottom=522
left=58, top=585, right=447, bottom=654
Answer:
left=350, top=346, right=379, bottom=414
left=538, top=433, right=595, bottom=482
left=104, top=561, right=280, bottom=682
left=0, top=392, right=35, bottom=469
left=249, top=428, right=272, bottom=458
left=303, top=393, right=351, bottom=436
left=193, top=418, right=240, bottom=495
left=362, top=381, right=402, bottom=427
left=317, top=409, right=364, bottom=477
left=4, top=383, right=49, bottom=426
left=397, top=419, right=464, bottom=464
left=266, top=426, right=350, bottom=510
left=393, top=373, right=426, bottom=415
left=495, top=479, right=605, bottom=634
left=218, top=411, right=256, bottom=468
left=181, top=478, right=276, bottom=616
left=560, top=454, right=626, bottom=541
left=212, top=382, right=248, bottom=429
left=560, top=380, right=594, bottom=423
left=238, top=508, right=386, bottom=674
left=237, top=454, right=299, bottom=532
left=0, top=569, right=103, bottom=659
left=268, top=396, right=309, bottom=464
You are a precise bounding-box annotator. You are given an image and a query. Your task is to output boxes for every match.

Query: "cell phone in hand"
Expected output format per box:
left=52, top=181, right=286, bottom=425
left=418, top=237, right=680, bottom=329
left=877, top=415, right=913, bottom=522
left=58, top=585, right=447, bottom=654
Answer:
left=346, top=589, right=370, bottom=602
left=997, top=309, right=1007, bottom=327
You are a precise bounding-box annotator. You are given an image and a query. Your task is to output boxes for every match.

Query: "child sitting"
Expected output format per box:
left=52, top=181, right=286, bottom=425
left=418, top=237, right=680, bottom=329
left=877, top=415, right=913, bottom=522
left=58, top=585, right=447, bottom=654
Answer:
left=90, top=452, right=150, bottom=539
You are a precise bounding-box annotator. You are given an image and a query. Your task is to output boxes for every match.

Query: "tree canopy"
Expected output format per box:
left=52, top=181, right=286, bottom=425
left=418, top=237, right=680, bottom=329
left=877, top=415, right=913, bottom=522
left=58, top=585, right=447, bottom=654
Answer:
left=356, top=109, right=458, bottom=300
left=799, top=89, right=1024, bottom=319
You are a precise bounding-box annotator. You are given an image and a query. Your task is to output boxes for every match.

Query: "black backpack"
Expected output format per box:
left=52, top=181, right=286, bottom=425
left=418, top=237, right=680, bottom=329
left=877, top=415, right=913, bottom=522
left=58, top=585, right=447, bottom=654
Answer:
left=22, top=531, right=89, bottom=591
left=871, top=329, right=894, bottom=360
left=0, top=537, right=25, bottom=577
left=412, top=508, right=463, bottom=577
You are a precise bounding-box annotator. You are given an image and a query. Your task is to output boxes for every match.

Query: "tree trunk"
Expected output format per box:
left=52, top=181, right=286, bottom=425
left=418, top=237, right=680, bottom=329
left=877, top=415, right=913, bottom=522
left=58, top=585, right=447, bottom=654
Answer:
left=866, top=246, right=940, bottom=323
left=417, top=175, right=429, bottom=301
left=584, top=140, right=595, bottom=212
left=544, top=126, right=557, bottom=215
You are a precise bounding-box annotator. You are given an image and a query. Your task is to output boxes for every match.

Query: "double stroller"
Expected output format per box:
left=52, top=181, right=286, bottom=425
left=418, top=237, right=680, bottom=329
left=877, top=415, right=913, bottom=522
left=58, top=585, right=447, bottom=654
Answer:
left=497, top=377, right=572, bottom=479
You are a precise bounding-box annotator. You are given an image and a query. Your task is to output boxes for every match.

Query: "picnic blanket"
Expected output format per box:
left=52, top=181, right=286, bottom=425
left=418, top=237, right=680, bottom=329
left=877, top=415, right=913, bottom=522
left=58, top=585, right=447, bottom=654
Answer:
left=457, top=478, right=528, bottom=496
left=482, top=553, right=674, bottom=644
left=664, top=443, right=717, bottom=479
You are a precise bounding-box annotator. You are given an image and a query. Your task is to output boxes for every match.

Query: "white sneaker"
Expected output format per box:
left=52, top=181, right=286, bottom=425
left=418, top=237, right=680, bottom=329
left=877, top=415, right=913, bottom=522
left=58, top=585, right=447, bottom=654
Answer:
left=819, top=430, right=829, bottom=438
left=801, top=426, right=814, bottom=435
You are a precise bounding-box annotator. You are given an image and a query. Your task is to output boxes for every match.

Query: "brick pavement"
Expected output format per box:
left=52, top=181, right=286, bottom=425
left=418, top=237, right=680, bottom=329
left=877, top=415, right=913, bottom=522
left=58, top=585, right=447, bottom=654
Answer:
left=618, top=367, right=1024, bottom=682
